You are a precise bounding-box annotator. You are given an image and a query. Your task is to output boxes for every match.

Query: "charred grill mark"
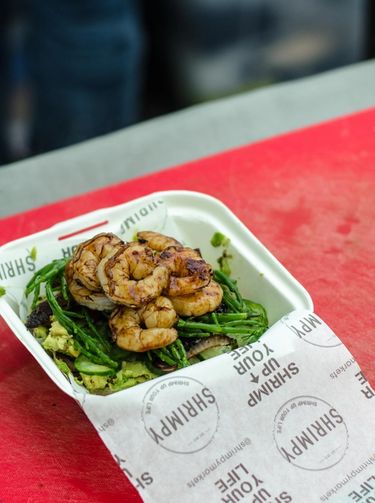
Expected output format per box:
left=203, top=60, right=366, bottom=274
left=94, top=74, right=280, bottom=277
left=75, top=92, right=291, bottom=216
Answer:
left=185, top=258, right=213, bottom=280
left=26, top=295, right=68, bottom=328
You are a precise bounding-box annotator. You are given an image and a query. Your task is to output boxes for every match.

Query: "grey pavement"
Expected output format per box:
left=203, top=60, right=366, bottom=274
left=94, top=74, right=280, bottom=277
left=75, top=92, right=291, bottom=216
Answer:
left=0, top=59, right=374, bottom=218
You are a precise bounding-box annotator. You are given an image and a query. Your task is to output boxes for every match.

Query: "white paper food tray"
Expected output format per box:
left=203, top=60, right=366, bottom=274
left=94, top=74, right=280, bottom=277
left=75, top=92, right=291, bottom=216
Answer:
left=0, top=190, right=313, bottom=399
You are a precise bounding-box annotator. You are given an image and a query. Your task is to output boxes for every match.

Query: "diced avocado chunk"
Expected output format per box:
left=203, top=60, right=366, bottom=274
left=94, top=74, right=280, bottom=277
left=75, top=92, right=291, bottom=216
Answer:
left=33, top=325, right=49, bottom=342
left=42, top=319, right=80, bottom=358
left=49, top=319, right=69, bottom=337
left=74, top=360, right=158, bottom=394
left=109, top=361, right=158, bottom=392
left=53, top=355, right=72, bottom=376
left=121, top=361, right=156, bottom=378
left=80, top=374, right=109, bottom=392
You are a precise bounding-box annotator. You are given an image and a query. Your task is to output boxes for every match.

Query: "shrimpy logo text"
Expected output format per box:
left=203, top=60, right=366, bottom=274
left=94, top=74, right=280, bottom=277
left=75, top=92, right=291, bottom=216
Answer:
left=274, top=396, right=349, bottom=471
left=142, top=376, right=219, bottom=454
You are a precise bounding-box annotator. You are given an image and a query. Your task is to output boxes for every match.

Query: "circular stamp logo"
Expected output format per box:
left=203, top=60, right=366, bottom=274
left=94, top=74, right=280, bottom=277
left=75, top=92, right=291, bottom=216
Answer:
left=273, top=395, right=348, bottom=471
left=142, top=376, right=219, bottom=454
left=282, top=314, right=341, bottom=348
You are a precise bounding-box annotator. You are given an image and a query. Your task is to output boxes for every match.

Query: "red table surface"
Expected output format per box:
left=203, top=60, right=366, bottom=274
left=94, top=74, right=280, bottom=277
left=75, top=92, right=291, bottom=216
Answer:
left=1, top=109, right=375, bottom=503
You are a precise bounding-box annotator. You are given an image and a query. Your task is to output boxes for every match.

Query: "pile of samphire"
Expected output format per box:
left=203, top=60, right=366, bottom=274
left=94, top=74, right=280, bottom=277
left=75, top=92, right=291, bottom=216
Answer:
left=25, top=231, right=268, bottom=394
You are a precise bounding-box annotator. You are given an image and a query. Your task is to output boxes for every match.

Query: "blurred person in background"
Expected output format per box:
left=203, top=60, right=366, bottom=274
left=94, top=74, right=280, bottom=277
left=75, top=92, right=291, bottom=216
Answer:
left=0, top=0, right=370, bottom=166
left=1, top=1, right=33, bottom=163
left=144, top=0, right=367, bottom=111
left=0, top=0, right=144, bottom=163
left=28, top=0, right=144, bottom=154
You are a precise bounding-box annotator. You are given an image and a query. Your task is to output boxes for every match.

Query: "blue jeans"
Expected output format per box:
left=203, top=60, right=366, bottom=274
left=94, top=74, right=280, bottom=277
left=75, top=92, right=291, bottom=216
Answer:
left=27, top=0, right=144, bottom=153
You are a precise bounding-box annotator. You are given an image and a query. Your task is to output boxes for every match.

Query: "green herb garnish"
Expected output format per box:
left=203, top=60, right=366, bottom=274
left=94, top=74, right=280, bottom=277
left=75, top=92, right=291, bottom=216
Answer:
left=210, top=232, right=230, bottom=247
left=30, top=246, right=37, bottom=261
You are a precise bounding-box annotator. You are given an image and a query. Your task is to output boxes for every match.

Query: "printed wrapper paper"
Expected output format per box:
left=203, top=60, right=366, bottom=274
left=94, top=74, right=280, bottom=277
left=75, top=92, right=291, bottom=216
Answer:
left=0, top=194, right=374, bottom=503
left=81, top=310, right=375, bottom=503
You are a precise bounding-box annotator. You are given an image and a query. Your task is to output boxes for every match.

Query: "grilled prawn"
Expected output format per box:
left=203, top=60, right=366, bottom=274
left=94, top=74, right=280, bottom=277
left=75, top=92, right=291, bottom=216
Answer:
left=137, top=231, right=181, bottom=252
left=157, top=245, right=213, bottom=297
left=65, top=260, right=115, bottom=311
left=97, top=245, right=170, bottom=307
left=170, top=280, right=223, bottom=317
left=71, top=233, right=123, bottom=292
left=109, top=297, right=178, bottom=352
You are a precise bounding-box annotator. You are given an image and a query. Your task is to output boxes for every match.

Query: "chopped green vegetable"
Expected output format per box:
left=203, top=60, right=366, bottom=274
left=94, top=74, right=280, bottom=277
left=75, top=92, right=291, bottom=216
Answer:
left=211, top=232, right=232, bottom=274
left=45, top=282, right=118, bottom=369
left=109, top=361, right=158, bottom=392
left=26, top=258, right=68, bottom=298
left=30, top=246, right=37, bottom=261
left=53, top=354, right=72, bottom=376
left=81, top=374, right=110, bottom=392
left=243, top=299, right=268, bottom=324
left=33, top=325, right=48, bottom=342
left=122, top=361, right=156, bottom=378
left=218, top=251, right=232, bottom=276
left=178, top=318, right=259, bottom=335
left=210, top=232, right=230, bottom=247
left=151, top=339, right=190, bottom=369
left=42, top=320, right=80, bottom=358
left=74, top=355, right=116, bottom=376
left=110, top=345, right=139, bottom=362
left=199, top=345, right=233, bottom=360
left=0, top=286, right=6, bottom=297
left=214, top=270, right=243, bottom=305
